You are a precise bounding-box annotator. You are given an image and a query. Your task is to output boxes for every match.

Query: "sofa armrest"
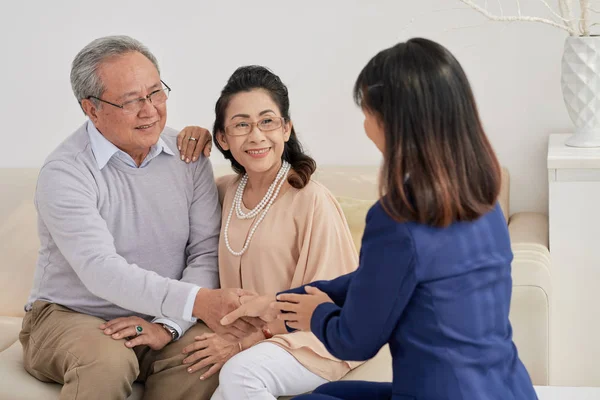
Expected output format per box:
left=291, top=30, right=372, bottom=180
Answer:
left=508, top=212, right=549, bottom=250
left=507, top=211, right=551, bottom=386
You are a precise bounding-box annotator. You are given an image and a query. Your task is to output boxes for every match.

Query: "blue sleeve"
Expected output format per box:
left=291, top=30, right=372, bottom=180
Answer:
left=310, top=203, right=418, bottom=361
left=278, top=271, right=356, bottom=306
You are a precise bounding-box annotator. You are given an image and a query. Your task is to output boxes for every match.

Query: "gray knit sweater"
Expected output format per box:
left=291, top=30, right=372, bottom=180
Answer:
left=26, top=122, right=221, bottom=333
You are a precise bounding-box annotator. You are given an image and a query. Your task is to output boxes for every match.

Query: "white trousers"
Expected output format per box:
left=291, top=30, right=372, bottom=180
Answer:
left=211, top=342, right=328, bottom=400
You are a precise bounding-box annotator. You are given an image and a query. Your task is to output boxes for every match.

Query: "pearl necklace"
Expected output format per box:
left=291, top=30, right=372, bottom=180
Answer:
left=235, top=162, right=290, bottom=220
left=224, top=161, right=291, bottom=256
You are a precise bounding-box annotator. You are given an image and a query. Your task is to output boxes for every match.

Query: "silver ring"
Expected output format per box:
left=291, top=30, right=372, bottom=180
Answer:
left=135, top=325, right=143, bottom=336
left=188, top=137, right=198, bottom=141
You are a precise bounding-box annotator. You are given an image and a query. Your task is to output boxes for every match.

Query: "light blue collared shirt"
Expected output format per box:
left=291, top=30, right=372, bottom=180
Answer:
left=86, top=120, right=200, bottom=340
left=87, top=120, right=175, bottom=169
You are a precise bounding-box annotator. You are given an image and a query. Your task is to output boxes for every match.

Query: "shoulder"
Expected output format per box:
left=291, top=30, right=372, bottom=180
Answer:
left=289, top=179, right=340, bottom=212
left=159, top=126, right=179, bottom=151
left=39, top=124, right=96, bottom=188
left=362, top=200, right=415, bottom=248
left=43, top=123, right=93, bottom=168
left=365, top=200, right=399, bottom=228
left=215, top=174, right=240, bottom=204
left=161, top=126, right=216, bottom=177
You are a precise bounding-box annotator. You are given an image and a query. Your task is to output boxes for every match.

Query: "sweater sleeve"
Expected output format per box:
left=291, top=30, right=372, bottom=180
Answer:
left=35, top=160, right=197, bottom=321
left=171, top=156, right=221, bottom=334
left=181, top=157, right=221, bottom=294
left=309, top=203, right=418, bottom=361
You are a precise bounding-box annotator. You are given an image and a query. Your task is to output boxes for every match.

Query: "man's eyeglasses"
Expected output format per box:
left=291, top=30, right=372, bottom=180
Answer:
left=87, top=80, right=171, bottom=115
left=225, top=117, right=285, bottom=136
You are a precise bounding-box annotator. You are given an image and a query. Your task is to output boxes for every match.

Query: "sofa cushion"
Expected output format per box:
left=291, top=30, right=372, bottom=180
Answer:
left=336, top=196, right=373, bottom=252
left=0, top=201, right=38, bottom=318
left=0, top=341, right=144, bottom=400
left=0, top=317, right=22, bottom=352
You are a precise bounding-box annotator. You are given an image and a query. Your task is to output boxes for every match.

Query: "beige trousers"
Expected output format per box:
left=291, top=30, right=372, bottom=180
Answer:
left=19, top=301, right=218, bottom=400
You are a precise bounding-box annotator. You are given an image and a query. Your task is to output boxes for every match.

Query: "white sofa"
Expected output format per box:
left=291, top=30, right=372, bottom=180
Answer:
left=0, top=166, right=550, bottom=399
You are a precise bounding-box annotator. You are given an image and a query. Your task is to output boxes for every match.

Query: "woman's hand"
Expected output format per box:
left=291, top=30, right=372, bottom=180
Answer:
left=99, top=316, right=172, bottom=350
left=274, top=286, right=334, bottom=331
left=176, top=126, right=213, bottom=163
left=220, top=294, right=278, bottom=326
left=182, top=333, right=241, bottom=380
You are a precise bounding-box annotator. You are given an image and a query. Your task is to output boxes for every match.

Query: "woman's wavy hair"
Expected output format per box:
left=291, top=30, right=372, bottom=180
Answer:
left=354, top=38, right=501, bottom=227
left=213, top=65, right=316, bottom=189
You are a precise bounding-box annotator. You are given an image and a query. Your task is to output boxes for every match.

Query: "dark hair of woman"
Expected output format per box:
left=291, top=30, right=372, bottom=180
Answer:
left=353, top=38, right=502, bottom=227
left=213, top=65, right=316, bottom=189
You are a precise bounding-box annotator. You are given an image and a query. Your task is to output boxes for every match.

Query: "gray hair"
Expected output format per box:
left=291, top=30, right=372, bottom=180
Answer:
left=70, top=35, right=160, bottom=105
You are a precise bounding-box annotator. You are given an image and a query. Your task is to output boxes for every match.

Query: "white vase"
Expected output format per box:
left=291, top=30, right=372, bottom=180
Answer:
left=561, top=36, right=600, bottom=147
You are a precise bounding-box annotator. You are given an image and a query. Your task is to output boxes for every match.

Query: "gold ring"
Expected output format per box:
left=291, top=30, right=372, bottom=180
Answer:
left=188, top=137, right=198, bottom=141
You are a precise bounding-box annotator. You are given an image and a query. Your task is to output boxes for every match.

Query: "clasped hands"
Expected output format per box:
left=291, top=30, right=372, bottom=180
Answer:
left=220, top=285, right=334, bottom=332
left=98, top=286, right=332, bottom=380
left=181, top=286, right=333, bottom=379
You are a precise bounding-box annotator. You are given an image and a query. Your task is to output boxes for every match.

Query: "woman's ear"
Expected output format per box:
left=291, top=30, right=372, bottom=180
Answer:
left=283, top=120, right=292, bottom=142
left=216, top=131, right=230, bottom=150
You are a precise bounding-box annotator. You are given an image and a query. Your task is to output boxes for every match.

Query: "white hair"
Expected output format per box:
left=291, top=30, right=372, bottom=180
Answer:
left=70, top=35, right=160, bottom=108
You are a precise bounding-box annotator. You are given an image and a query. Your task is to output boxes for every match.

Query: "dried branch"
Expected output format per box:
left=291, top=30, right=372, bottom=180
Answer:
left=581, top=0, right=591, bottom=34
left=538, top=0, right=575, bottom=22
left=559, top=0, right=578, bottom=34
left=459, top=0, right=577, bottom=34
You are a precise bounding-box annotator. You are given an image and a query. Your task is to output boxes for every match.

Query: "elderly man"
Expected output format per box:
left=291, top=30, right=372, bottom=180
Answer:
left=19, top=35, right=256, bottom=400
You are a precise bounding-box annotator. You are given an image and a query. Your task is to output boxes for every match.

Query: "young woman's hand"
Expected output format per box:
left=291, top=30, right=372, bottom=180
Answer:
left=273, top=286, right=334, bottom=331
left=176, top=126, right=212, bottom=163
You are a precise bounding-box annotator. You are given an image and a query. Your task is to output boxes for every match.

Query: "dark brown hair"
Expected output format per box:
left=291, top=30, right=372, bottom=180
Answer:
left=354, top=38, right=501, bottom=227
left=213, top=66, right=316, bottom=189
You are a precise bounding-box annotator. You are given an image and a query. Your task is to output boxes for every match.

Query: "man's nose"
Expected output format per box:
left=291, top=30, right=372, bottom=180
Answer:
left=138, top=98, right=158, bottom=117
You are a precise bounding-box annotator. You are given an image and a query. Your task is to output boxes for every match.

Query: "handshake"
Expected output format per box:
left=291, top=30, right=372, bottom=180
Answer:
left=191, top=288, right=279, bottom=342
left=192, top=286, right=332, bottom=341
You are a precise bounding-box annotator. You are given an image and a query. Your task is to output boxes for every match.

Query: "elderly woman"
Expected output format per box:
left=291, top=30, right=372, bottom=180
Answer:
left=177, top=66, right=362, bottom=400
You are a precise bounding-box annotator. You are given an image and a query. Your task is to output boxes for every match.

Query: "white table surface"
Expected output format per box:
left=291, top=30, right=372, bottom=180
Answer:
left=535, top=385, right=600, bottom=399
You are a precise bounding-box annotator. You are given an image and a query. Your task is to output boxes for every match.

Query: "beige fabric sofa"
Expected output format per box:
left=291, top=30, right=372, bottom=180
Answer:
left=0, top=166, right=550, bottom=399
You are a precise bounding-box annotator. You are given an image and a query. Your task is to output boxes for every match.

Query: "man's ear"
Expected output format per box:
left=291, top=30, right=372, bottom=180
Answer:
left=80, top=99, right=100, bottom=123
left=216, top=131, right=230, bottom=150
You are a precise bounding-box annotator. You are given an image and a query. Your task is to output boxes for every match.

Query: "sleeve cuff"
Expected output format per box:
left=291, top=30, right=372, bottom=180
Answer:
left=277, top=284, right=308, bottom=297
left=311, top=301, right=341, bottom=342
left=151, top=318, right=183, bottom=341
left=182, top=285, right=201, bottom=322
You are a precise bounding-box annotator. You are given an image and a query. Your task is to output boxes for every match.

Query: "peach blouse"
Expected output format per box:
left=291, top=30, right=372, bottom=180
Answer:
left=216, top=174, right=362, bottom=381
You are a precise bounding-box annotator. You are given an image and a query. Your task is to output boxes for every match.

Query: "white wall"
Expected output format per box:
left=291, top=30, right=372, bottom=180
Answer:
left=0, top=0, right=572, bottom=214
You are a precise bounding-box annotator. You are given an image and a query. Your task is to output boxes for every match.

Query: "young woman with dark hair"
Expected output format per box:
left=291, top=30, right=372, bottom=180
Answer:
left=221, top=39, right=538, bottom=400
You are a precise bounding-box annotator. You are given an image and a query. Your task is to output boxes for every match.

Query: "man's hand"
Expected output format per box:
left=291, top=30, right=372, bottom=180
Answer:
left=99, top=316, right=172, bottom=351
left=176, top=126, right=212, bottom=163
left=220, top=294, right=279, bottom=326
left=182, top=333, right=240, bottom=380
left=193, top=288, right=263, bottom=342
left=273, top=286, right=334, bottom=331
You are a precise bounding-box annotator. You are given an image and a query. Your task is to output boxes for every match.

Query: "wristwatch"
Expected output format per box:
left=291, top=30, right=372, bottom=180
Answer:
left=161, top=324, right=179, bottom=342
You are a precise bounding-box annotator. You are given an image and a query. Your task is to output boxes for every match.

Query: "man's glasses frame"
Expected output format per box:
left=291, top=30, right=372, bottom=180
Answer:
left=86, top=80, right=171, bottom=115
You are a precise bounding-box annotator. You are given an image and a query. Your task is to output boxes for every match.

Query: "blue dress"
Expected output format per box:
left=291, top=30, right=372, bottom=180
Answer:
left=289, top=201, right=537, bottom=400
